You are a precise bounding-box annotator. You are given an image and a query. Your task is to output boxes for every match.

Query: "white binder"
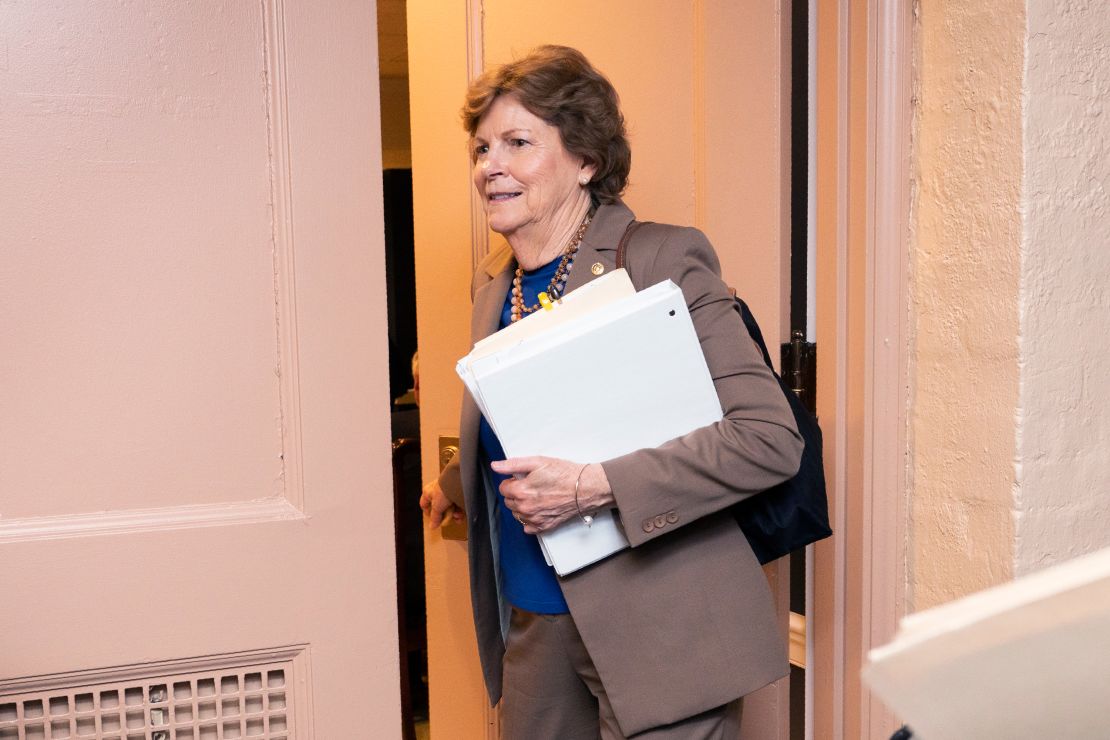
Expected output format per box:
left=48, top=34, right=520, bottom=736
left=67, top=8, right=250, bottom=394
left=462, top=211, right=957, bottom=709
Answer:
left=457, top=270, right=723, bottom=575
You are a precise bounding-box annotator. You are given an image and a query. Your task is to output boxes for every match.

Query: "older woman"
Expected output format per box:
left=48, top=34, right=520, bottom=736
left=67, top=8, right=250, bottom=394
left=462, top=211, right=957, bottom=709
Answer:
left=420, top=45, right=803, bottom=739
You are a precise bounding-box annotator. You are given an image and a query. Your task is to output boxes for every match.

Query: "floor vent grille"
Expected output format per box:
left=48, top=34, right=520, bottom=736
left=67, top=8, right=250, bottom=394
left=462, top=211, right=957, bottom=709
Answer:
left=0, top=660, right=293, bottom=740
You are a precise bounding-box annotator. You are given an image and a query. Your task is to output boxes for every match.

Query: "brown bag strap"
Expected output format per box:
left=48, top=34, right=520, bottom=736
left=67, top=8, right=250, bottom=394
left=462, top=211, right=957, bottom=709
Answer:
left=615, top=220, right=648, bottom=271
left=618, top=221, right=740, bottom=299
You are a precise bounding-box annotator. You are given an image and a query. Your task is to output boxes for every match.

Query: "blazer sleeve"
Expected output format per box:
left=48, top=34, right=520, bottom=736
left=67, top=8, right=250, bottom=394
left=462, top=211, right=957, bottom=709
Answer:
left=601, top=225, right=804, bottom=547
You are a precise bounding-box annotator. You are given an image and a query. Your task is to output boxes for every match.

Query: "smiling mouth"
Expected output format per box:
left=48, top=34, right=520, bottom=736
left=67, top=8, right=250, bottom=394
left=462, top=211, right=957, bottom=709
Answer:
left=488, top=192, right=521, bottom=202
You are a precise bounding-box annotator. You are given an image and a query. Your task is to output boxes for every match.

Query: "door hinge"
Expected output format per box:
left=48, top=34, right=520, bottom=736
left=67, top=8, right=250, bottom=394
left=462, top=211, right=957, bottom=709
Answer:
left=780, top=330, right=817, bottom=414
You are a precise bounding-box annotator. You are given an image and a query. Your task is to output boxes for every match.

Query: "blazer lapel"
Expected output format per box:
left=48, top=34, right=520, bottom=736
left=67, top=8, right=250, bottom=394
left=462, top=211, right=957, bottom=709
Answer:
left=471, top=247, right=514, bottom=343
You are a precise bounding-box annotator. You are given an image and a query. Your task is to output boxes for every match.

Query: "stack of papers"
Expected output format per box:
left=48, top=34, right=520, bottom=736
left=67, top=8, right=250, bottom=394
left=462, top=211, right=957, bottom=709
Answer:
left=864, top=546, right=1110, bottom=738
left=457, top=269, right=723, bottom=575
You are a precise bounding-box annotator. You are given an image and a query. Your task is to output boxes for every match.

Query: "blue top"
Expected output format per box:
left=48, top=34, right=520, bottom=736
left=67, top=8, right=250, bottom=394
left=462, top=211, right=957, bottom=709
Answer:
left=477, top=254, right=570, bottom=614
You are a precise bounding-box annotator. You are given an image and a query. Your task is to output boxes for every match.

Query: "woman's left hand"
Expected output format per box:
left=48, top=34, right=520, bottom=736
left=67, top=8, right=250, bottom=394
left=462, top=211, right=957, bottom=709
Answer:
left=492, top=457, right=615, bottom=535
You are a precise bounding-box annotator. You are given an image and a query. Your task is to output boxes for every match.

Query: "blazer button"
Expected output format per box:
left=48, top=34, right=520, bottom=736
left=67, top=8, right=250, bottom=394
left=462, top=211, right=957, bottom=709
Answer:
left=666, top=510, right=678, bottom=524
left=472, top=515, right=480, bottom=525
left=642, top=520, right=655, bottom=533
left=654, top=514, right=667, bottom=529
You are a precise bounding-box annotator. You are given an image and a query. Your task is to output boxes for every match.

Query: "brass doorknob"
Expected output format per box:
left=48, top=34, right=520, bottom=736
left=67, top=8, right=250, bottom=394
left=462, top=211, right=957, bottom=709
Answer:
left=439, top=441, right=460, bottom=472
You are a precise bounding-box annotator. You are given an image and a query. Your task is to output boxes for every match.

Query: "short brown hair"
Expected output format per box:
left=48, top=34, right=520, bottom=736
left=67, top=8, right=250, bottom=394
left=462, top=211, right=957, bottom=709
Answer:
left=462, top=45, right=631, bottom=205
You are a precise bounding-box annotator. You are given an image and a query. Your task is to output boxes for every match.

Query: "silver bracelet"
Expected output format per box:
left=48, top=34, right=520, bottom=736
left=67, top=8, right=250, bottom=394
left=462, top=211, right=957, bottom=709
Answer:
left=574, top=464, right=593, bottom=527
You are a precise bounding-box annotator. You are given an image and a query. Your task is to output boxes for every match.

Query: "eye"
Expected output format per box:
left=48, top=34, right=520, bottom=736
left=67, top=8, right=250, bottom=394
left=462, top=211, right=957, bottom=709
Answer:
left=473, top=143, right=489, bottom=157
left=510, top=138, right=530, bottom=147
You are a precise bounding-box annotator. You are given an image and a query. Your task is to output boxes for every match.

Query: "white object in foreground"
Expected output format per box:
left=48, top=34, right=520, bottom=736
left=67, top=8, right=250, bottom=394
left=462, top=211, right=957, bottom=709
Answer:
left=864, top=545, right=1110, bottom=739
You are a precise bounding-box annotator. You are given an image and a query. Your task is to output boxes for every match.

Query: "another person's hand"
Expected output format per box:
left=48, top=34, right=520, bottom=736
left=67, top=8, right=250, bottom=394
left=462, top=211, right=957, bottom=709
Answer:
left=420, top=479, right=463, bottom=528
left=492, top=457, right=615, bottom=535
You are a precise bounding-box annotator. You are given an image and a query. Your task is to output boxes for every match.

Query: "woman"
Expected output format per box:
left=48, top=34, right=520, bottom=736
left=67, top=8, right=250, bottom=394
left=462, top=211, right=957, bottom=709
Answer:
left=420, top=45, right=803, bottom=739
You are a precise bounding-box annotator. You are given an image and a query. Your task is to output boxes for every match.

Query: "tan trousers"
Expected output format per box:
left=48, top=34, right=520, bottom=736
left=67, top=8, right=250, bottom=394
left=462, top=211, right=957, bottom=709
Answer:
left=500, top=609, right=743, bottom=740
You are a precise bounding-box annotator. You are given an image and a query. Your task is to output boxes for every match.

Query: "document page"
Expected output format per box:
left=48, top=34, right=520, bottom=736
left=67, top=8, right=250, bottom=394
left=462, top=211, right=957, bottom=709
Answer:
left=468, top=268, right=636, bottom=360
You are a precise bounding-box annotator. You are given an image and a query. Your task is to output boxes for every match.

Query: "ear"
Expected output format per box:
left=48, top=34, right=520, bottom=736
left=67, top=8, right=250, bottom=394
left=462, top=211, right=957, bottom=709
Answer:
left=579, top=159, right=599, bottom=186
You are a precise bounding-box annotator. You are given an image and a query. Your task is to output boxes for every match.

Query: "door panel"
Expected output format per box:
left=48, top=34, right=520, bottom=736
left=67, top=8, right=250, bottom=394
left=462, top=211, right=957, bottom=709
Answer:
left=0, top=2, right=399, bottom=737
left=2, top=0, right=279, bottom=519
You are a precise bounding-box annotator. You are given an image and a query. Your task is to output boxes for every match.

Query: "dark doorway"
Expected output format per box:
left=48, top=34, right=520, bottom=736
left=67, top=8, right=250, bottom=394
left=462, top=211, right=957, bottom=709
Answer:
left=385, top=168, right=427, bottom=739
left=787, top=1, right=814, bottom=739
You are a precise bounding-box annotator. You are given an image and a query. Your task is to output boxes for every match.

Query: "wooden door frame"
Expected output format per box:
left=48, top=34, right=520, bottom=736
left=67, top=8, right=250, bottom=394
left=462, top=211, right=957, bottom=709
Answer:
left=411, top=0, right=915, bottom=736
left=810, top=0, right=912, bottom=738
left=462, top=4, right=498, bottom=736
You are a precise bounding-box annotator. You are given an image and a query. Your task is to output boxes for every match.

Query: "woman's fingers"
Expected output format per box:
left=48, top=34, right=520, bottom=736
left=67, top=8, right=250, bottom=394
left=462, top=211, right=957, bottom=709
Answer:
left=421, top=479, right=459, bottom=529
left=496, top=456, right=582, bottom=532
left=419, top=480, right=436, bottom=511
left=494, top=456, right=577, bottom=491
left=430, top=499, right=458, bottom=528
left=490, top=456, right=548, bottom=476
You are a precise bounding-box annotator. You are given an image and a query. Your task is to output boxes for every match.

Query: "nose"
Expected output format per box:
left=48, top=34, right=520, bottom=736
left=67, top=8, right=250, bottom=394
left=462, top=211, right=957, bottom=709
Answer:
left=481, top=159, right=501, bottom=180
left=479, top=148, right=504, bottom=180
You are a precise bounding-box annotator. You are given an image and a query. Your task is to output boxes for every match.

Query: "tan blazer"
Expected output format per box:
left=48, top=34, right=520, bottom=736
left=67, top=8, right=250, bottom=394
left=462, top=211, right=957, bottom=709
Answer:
left=440, top=200, right=804, bottom=735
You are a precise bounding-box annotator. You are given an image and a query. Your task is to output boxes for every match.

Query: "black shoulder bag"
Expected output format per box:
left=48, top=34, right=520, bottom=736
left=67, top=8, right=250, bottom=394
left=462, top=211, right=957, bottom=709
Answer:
left=616, top=221, right=832, bottom=563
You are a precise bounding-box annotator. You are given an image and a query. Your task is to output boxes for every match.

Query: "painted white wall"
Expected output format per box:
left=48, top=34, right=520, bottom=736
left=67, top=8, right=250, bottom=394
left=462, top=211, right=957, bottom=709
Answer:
left=1015, top=0, right=1110, bottom=574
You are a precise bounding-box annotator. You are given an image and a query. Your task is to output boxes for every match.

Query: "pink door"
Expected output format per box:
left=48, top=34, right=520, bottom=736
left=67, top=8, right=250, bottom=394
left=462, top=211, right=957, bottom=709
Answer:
left=0, top=2, right=399, bottom=738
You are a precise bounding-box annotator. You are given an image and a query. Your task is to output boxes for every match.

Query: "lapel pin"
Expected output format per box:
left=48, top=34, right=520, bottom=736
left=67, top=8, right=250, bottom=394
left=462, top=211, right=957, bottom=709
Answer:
left=591, top=262, right=605, bottom=276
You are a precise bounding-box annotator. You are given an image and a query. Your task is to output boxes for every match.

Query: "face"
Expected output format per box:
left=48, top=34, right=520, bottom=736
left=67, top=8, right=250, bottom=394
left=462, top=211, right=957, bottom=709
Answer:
left=471, top=94, right=596, bottom=245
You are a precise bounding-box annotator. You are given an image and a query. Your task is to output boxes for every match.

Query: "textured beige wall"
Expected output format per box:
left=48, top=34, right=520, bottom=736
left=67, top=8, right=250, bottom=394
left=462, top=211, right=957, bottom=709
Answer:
left=1016, top=0, right=1110, bottom=574
left=910, top=0, right=1024, bottom=609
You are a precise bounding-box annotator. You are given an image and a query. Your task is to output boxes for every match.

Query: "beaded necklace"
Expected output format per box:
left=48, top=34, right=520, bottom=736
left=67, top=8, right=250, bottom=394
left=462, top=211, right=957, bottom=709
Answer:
left=509, top=212, right=593, bottom=323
